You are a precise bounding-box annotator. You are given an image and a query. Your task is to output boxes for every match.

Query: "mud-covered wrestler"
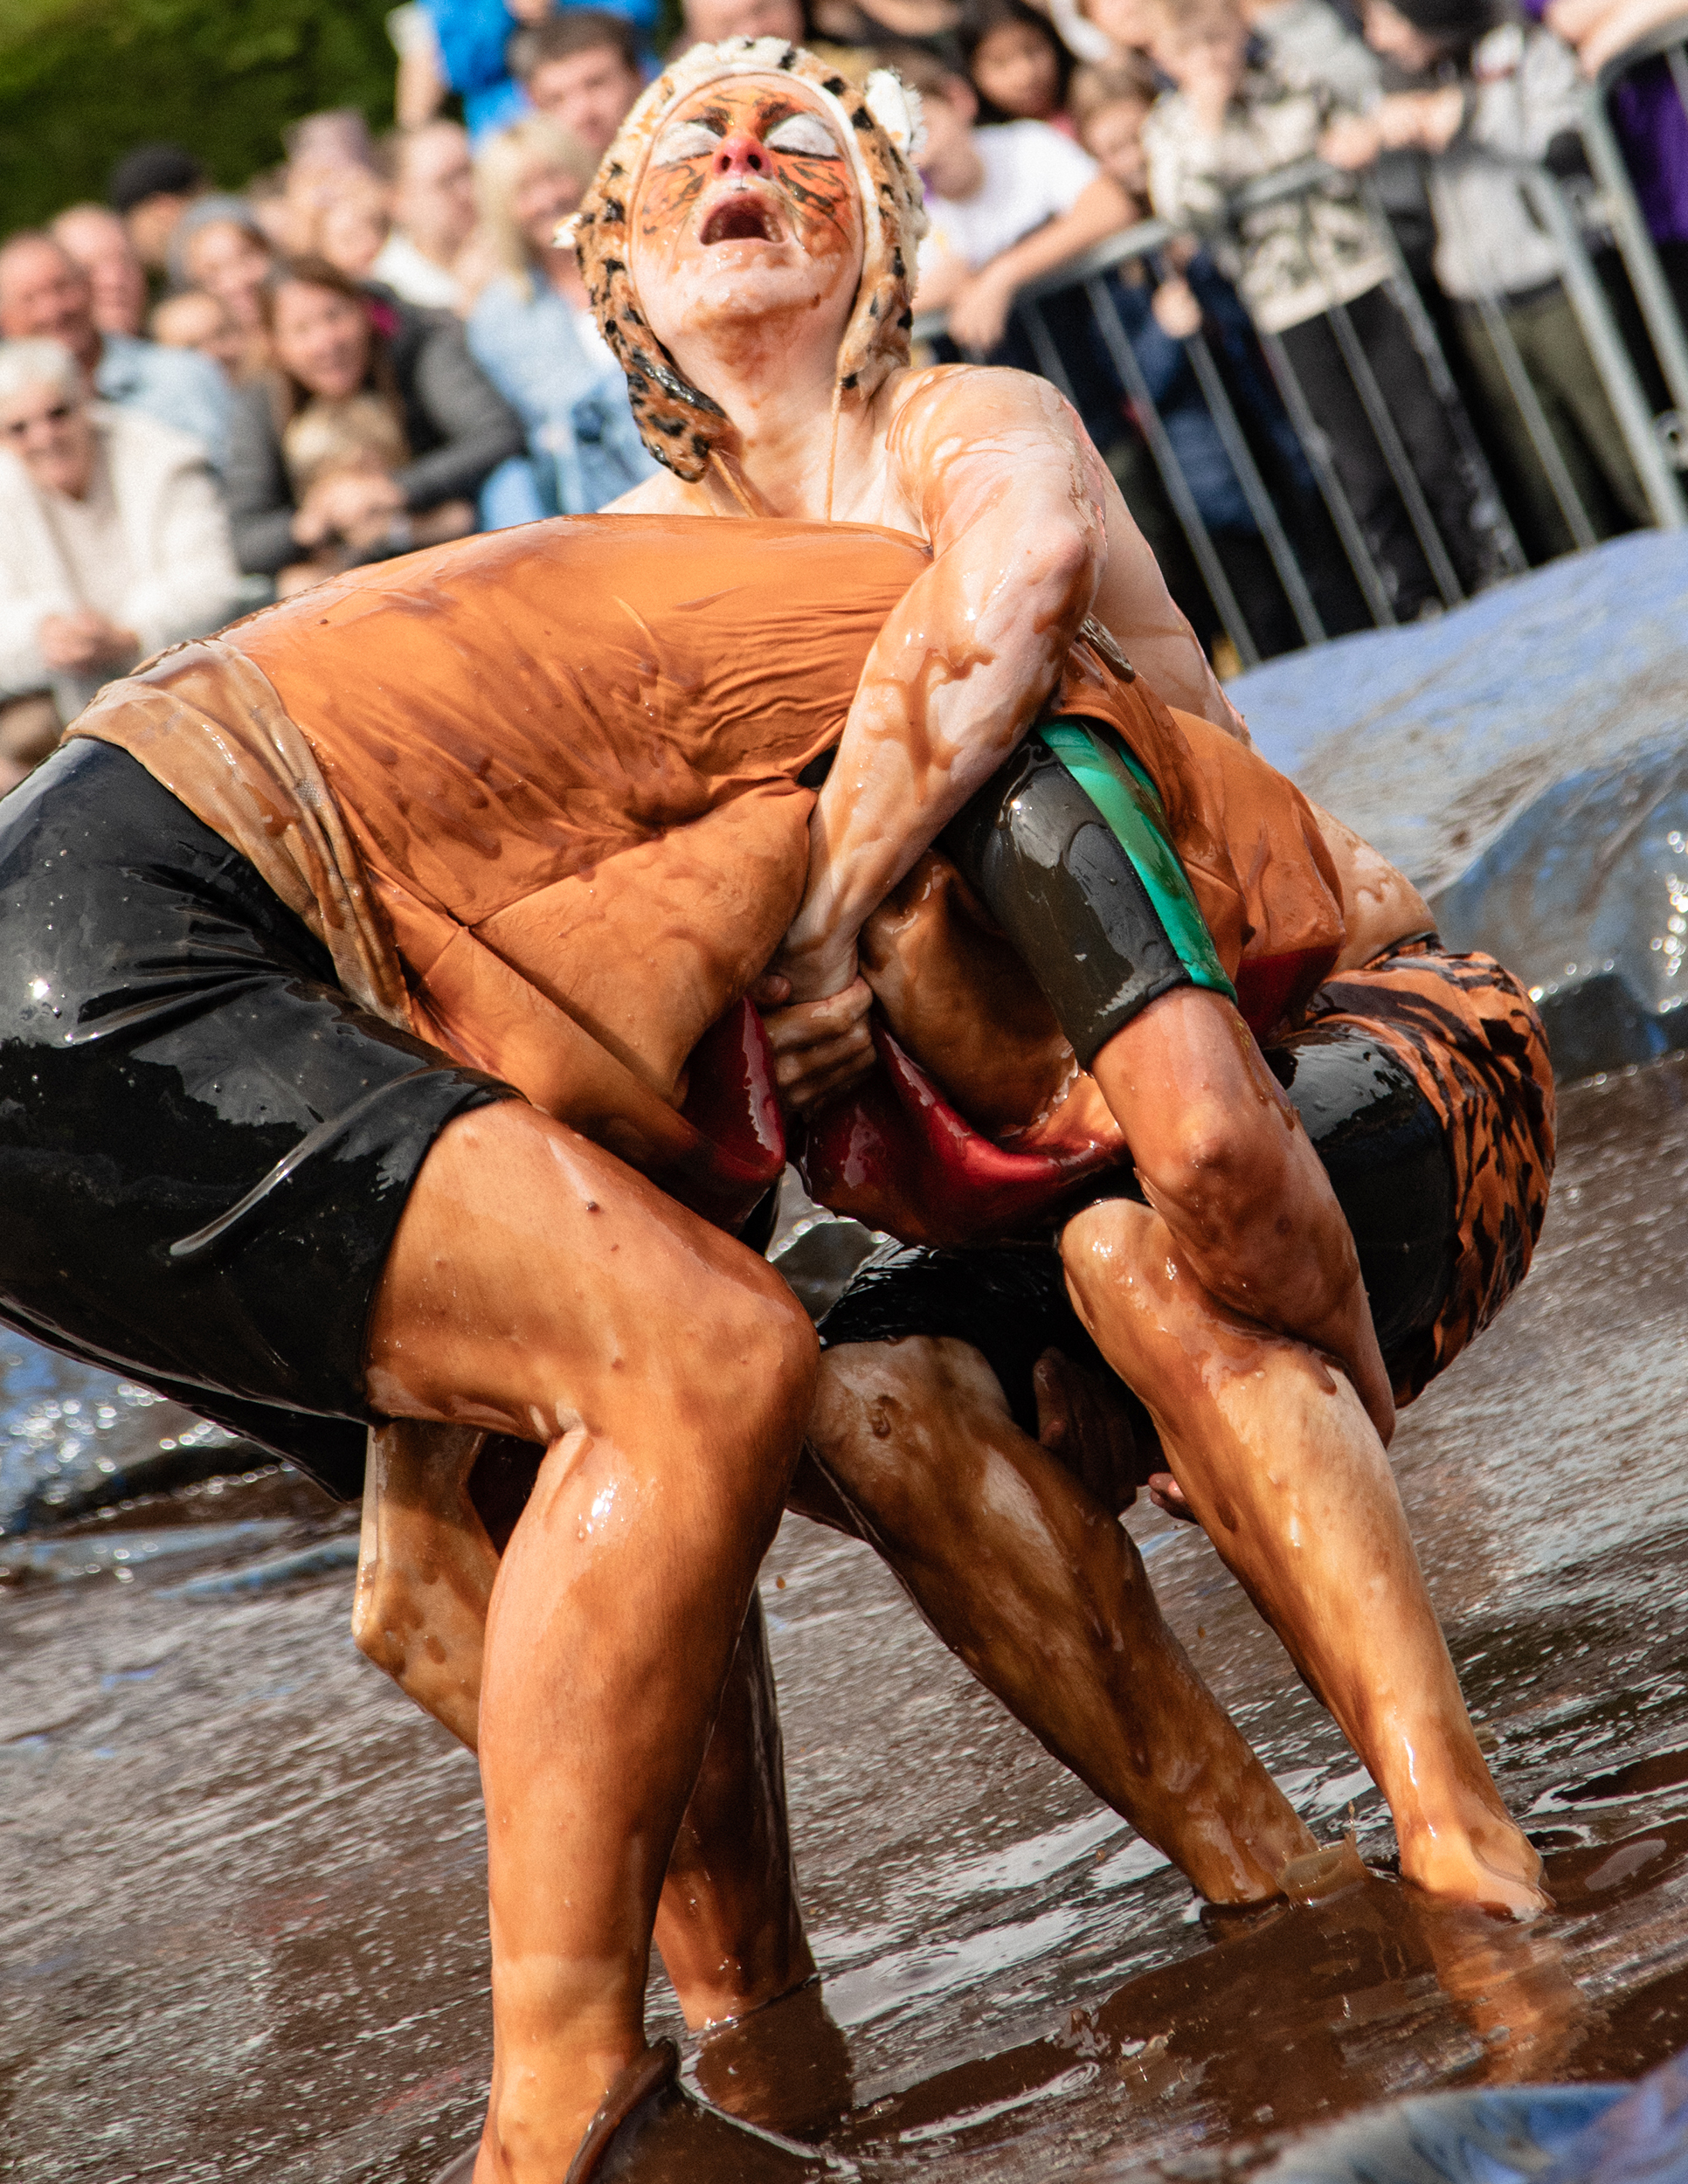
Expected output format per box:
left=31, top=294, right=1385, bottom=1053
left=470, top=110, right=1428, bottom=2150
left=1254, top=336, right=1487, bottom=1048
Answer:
left=0, top=515, right=1300, bottom=2184
left=580, top=34, right=1553, bottom=1918
left=0, top=44, right=1553, bottom=2184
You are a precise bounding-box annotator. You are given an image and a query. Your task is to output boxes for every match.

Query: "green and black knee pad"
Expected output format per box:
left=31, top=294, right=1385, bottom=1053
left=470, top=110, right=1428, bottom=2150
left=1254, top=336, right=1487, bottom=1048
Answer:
left=941, top=723, right=1455, bottom=1363
left=941, top=719, right=1235, bottom=1068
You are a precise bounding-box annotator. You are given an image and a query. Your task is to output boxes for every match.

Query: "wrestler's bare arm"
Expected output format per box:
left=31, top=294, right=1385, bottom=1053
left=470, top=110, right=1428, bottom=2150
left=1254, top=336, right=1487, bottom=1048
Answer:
left=777, top=369, right=1244, bottom=999
left=776, top=370, right=1104, bottom=997
left=1091, top=474, right=1248, bottom=741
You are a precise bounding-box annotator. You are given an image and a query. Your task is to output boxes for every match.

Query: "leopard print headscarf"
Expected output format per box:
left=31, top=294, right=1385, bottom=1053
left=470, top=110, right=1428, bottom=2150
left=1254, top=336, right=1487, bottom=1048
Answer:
left=573, top=38, right=928, bottom=480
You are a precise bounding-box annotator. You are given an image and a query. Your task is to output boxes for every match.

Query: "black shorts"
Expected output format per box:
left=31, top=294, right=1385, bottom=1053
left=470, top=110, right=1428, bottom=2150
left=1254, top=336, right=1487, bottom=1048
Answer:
left=0, top=741, right=515, bottom=1500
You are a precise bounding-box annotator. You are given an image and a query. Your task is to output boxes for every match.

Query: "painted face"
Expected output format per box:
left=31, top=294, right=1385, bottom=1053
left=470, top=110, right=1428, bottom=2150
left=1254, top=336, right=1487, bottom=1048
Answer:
left=629, top=76, right=864, bottom=346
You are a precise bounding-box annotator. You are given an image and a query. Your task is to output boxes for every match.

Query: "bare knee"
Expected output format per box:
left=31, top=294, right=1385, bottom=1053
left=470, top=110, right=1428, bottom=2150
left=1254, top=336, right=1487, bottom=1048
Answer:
left=696, top=1256, right=820, bottom=1441
left=1059, top=1198, right=1161, bottom=1325
left=809, top=1337, right=1007, bottom=1532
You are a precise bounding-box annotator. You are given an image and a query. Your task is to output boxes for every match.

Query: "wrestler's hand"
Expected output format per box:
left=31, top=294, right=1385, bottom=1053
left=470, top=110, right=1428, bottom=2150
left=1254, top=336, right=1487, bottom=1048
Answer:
left=752, top=973, right=877, bottom=1114
left=1032, top=1346, right=1160, bottom=1517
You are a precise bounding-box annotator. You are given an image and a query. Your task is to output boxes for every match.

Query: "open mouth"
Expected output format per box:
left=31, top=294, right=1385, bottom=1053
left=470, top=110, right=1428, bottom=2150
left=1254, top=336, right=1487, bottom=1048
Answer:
left=700, top=194, right=780, bottom=245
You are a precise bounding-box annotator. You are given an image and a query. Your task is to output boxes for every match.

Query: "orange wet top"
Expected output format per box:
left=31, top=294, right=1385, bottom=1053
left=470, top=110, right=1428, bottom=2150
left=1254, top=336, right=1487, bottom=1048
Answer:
left=72, top=513, right=1345, bottom=1227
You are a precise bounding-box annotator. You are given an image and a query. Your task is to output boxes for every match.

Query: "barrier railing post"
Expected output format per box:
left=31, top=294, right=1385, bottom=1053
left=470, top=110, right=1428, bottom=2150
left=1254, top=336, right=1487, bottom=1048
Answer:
left=1469, top=287, right=1601, bottom=549
left=1358, top=178, right=1531, bottom=576
left=1322, top=294, right=1467, bottom=605
left=1076, top=278, right=1265, bottom=664
left=1164, top=307, right=1329, bottom=645
left=1256, top=321, right=1401, bottom=625
left=1523, top=165, right=1688, bottom=525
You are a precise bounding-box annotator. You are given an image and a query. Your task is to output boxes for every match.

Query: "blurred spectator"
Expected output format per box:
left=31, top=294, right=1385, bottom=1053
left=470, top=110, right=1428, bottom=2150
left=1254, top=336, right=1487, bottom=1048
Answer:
left=225, top=257, right=522, bottom=581
left=678, top=0, right=806, bottom=49
left=1070, top=50, right=1161, bottom=176
left=107, top=142, right=209, bottom=273
left=1249, top=0, right=1382, bottom=97
left=810, top=0, right=960, bottom=43
left=277, top=387, right=467, bottom=593
left=390, top=2, right=451, bottom=131
left=1323, top=0, right=1648, bottom=556
left=1143, top=0, right=1491, bottom=614
left=1071, top=60, right=1339, bottom=652
left=171, top=209, right=275, bottom=380
left=1541, top=0, right=1688, bottom=321
left=315, top=172, right=395, bottom=284
left=0, top=234, right=232, bottom=467
left=468, top=115, right=657, bottom=517
left=276, top=111, right=386, bottom=262
left=419, top=0, right=555, bottom=142
left=372, top=122, right=479, bottom=309
left=961, top=0, right=1078, bottom=128
left=246, top=171, right=297, bottom=256
left=907, top=49, right=1132, bottom=350
left=150, top=292, right=251, bottom=381
left=287, top=109, right=382, bottom=172
left=1081, top=0, right=1158, bottom=59
left=0, top=337, right=239, bottom=777
left=50, top=206, right=148, bottom=339
left=510, top=12, right=646, bottom=157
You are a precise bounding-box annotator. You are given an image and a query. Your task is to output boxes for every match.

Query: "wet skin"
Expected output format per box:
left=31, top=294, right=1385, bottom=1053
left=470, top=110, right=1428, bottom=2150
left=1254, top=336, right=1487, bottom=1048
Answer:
left=612, top=74, right=1244, bottom=1005
left=622, top=96, right=1547, bottom=1912
left=1064, top=988, right=1547, bottom=1917
left=358, top=1101, right=817, bottom=2181
left=343, top=73, right=1543, bottom=2165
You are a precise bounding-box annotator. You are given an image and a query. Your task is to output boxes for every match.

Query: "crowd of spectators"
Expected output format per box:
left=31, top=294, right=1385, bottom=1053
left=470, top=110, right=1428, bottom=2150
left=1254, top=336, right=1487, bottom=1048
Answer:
left=2, top=0, right=1686, bottom=778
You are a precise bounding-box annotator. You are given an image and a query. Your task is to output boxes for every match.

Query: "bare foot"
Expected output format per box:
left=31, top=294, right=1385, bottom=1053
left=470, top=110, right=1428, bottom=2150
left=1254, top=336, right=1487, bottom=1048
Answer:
left=1401, top=1812, right=1551, bottom=1919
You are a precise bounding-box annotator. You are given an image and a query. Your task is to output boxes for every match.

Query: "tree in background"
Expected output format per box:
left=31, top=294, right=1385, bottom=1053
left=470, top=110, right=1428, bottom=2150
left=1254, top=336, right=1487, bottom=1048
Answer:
left=0, top=0, right=399, bottom=232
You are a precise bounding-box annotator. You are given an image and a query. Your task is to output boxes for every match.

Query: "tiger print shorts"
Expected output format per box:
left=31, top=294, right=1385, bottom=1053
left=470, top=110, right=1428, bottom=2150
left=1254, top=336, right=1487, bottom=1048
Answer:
left=1298, top=938, right=1556, bottom=1401
left=819, top=939, right=1555, bottom=1420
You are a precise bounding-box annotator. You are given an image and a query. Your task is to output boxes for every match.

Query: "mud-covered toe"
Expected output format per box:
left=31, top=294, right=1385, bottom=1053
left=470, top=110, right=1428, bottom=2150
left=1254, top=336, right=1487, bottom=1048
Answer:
left=569, top=2038, right=850, bottom=2182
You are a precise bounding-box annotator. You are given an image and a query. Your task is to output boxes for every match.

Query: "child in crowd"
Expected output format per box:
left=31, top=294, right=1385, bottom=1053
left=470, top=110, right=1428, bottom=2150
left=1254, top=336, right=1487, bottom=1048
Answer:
left=1142, top=0, right=1491, bottom=616
left=961, top=0, right=1079, bottom=128
left=310, top=170, right=392, bottom=285
left=508, top=10, right=647, bottom=158
left=1322, top=0, right=1649, bottom=556
left=901, top=45, right=1133, bottom=351
left=1070, top=60, right=1350, bottom=653
left=278, top=393, right=473, bottom=595
left=150, top=292, right=251, bottom=383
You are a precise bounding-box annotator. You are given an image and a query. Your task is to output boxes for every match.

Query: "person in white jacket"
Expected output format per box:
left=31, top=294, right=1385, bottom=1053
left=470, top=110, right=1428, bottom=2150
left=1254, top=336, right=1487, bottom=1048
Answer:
left=0, top=338, right=240, bottom=785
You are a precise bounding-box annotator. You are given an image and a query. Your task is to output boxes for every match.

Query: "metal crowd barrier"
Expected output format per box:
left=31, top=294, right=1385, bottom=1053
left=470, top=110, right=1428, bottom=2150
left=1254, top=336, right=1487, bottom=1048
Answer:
left=1582, top=15, right=1688, bottom=432
left=912, top=16, right=1688, bottom=667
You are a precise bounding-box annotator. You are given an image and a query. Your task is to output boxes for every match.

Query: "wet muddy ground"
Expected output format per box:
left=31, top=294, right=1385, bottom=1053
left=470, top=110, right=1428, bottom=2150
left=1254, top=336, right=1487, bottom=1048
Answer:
left=3, top=1055, right=1687, bottom=2183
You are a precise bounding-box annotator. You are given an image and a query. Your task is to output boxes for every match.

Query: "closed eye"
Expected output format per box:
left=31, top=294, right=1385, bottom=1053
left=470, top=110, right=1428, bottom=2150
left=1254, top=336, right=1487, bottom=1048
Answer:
left=652, top=118, right=723, bottom=164
left=765, top=112, right=841, bottom=156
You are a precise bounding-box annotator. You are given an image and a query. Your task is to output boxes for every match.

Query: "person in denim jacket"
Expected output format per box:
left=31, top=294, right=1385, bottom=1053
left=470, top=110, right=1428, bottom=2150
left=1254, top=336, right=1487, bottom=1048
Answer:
left=467, top=113, right=657, bottom=521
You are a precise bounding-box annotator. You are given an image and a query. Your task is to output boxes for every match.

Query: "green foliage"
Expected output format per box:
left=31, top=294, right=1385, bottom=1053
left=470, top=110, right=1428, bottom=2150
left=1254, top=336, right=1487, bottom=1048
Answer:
left=0, top=0, right=399, bottom=233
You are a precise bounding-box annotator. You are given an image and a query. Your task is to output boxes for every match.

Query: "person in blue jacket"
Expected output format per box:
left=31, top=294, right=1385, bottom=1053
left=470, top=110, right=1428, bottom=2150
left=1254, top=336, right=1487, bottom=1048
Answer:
left=423, top=0, right=658, bottom=141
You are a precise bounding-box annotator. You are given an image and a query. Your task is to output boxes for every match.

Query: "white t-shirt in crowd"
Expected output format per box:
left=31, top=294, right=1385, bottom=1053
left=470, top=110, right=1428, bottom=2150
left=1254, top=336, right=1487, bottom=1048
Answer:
left=371, top=229, right=464, bottom=311
left=920, top=121, right=1099, bottom=276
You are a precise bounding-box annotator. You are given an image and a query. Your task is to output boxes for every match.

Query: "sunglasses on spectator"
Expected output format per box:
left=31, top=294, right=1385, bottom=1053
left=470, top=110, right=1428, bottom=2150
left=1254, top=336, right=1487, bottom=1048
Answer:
left=3, top=404, right=76, bottom=437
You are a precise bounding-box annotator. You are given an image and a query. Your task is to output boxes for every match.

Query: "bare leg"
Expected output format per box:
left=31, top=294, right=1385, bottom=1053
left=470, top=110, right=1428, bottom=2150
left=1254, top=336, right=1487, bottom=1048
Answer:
left=1061, top=1196, right=1546, bottom=1916
left=799, top=1336, right=1317, bottom=1902
left=363, top=1101, right=817, bottom=2181
left=654, top=1589, right=816, bottom=2027
left=351, top=1430, right=825, bottom=2035
left=352, top=1420, right=495, bottom=1750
